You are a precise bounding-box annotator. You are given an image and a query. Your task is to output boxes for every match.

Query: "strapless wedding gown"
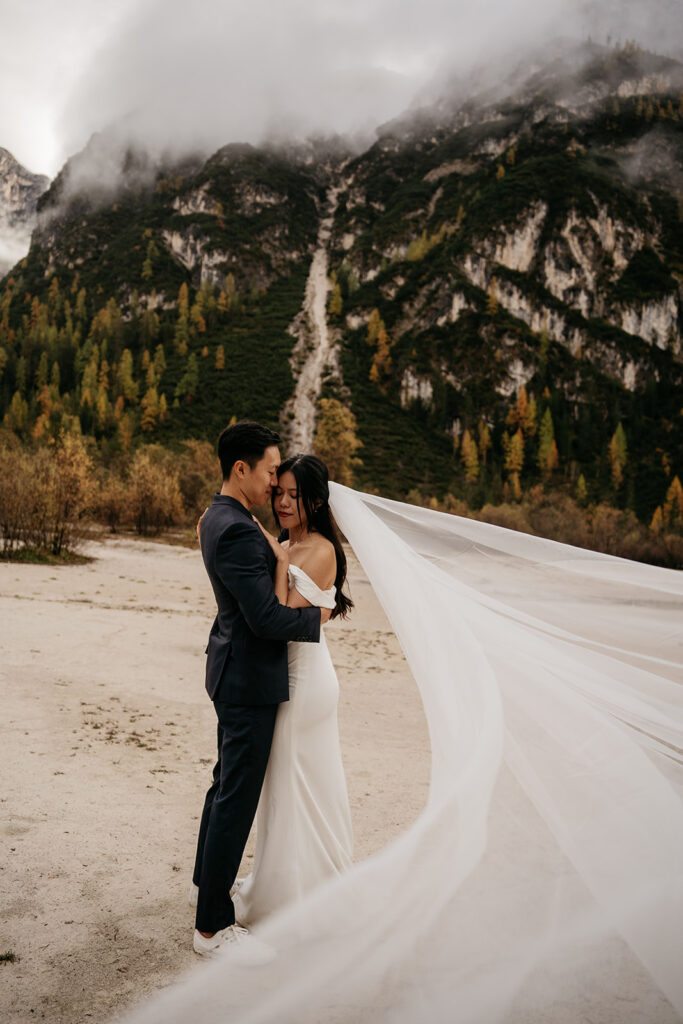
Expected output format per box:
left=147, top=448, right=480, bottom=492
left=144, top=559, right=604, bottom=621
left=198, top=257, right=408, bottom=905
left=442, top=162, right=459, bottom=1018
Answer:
left=233, top=563, right=353, bottom=925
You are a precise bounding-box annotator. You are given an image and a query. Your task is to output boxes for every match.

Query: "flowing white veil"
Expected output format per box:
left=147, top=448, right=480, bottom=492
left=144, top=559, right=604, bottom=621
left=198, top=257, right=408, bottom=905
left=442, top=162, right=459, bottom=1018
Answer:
left=126, top=484, right=683, bottom=1024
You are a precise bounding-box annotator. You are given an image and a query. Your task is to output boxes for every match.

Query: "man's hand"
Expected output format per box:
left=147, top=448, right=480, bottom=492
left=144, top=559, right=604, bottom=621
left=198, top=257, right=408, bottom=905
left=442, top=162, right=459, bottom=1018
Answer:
left=196, top=508, right=209, bottom=542
left=320, top=608, right=332, bottom=624
left=252, top=516, right=289, bottom=564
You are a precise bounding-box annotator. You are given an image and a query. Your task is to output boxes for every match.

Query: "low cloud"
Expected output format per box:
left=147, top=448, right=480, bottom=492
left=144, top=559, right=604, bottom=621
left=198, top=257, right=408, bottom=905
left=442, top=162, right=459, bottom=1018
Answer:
left=57, top=0, right=683, bottom=177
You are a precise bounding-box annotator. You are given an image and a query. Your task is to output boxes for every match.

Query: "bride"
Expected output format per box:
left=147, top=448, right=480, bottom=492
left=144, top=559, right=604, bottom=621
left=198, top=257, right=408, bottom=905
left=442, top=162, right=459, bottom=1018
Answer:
left=233, top=453, right=354, bottom=925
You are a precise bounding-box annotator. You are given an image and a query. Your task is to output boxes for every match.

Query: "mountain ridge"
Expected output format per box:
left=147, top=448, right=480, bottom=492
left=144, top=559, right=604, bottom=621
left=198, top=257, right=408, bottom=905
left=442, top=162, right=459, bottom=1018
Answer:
left=0, top=147, right=50, bottom=276
left=0, top=41, right=681, bottom=533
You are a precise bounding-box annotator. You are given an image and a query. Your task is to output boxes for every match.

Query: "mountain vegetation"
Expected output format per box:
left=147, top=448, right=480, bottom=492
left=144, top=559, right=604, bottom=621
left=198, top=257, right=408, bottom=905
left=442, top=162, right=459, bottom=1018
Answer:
left=0, top=42, right=682, bottom=564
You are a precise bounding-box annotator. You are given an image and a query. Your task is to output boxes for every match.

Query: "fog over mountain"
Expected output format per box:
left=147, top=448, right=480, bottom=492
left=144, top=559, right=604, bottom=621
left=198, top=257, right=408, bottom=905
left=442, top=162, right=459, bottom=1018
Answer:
left=57, top=0, right=683, bottom=172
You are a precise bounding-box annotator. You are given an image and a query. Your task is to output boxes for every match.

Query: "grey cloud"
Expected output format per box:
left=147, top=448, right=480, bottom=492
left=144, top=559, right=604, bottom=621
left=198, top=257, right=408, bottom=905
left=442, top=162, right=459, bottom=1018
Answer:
left=58, top=0, right=683, bottom=176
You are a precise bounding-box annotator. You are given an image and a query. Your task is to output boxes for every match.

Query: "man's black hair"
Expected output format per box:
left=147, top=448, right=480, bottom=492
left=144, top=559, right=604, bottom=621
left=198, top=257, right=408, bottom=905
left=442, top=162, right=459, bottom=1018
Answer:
left=218, top=421, right=281, bottom=480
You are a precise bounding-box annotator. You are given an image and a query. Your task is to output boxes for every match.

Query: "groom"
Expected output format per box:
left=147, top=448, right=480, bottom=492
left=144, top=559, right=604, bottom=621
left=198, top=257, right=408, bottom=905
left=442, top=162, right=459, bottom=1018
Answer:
left=191, top=420, right=325, bottom=956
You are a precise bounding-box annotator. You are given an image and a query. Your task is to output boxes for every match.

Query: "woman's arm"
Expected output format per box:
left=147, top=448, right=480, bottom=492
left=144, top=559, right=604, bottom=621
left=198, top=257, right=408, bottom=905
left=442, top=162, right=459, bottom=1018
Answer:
left=287, top=543, right=337, bottom=608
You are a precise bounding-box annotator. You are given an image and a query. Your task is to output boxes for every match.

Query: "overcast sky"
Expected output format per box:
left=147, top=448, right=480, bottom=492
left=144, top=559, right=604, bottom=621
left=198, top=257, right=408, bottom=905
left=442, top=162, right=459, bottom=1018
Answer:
left=2, top=0, right=682, bottom=178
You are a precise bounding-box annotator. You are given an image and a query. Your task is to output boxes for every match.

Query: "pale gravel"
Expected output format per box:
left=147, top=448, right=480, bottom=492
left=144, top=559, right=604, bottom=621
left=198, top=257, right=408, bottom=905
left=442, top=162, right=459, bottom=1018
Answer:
left=0, top=536, right=430, bottom=1024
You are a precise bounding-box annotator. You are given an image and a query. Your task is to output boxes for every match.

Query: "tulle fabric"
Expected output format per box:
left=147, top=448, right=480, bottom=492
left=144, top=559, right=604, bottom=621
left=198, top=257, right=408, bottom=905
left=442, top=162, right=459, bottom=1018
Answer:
left=125, top=484, right=683, bottom=1024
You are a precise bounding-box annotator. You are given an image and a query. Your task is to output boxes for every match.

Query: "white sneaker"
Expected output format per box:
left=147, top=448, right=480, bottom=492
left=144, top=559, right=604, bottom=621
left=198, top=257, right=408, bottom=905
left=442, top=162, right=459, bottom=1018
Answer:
left=192, top=925, right=274, bottom=965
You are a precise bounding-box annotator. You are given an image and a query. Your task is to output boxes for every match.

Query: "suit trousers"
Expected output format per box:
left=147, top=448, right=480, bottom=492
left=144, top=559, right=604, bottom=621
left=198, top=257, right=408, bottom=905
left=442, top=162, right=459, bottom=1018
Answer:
left=193, top=700, right=278, bottom=934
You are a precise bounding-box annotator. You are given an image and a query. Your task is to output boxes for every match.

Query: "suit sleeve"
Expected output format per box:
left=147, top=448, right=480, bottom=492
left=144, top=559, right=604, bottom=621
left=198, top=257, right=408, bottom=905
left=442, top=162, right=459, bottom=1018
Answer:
left=216, top=520, right=321, bottom=643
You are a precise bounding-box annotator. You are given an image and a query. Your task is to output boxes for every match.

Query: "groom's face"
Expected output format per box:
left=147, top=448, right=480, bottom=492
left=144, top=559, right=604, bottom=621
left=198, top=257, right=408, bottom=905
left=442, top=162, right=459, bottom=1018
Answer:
left=242, top=445, right=281, bottom=507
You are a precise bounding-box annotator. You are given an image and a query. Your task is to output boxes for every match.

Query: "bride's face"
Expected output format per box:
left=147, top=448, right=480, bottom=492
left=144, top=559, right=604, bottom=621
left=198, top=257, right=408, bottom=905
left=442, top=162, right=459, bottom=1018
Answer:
left=274, top=471, right=306, bottom=531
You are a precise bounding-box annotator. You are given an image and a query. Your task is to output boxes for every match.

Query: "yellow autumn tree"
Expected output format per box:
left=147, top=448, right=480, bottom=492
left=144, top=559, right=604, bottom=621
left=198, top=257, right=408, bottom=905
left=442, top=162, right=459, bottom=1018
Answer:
left=366, top=308, right=383, bottom=346
left=486, top=276, right=499, bottom=316
left=313, top=398, right=362, bottom=487
left=503, top=428, right=525, bottom=500
left=507, top=385, right=538, bottom=437
left=662, top=475, right=683, bottom=530
left=477, top=421, right=491, bottom=466
left=328, top=282, right=343, bottom=317
left=460, top=428, right=479, bottom=483
left=537, top=407, right=559, bottom=477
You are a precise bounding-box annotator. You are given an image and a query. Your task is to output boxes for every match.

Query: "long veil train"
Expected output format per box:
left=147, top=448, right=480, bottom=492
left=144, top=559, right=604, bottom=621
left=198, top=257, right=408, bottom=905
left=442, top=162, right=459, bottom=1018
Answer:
left=127, top=484, right=683, bottom=1024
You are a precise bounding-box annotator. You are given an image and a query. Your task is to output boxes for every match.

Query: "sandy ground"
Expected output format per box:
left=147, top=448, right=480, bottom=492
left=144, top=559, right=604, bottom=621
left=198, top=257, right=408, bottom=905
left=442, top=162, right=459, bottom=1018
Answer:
left=0, top=537, right=430, bottom=1024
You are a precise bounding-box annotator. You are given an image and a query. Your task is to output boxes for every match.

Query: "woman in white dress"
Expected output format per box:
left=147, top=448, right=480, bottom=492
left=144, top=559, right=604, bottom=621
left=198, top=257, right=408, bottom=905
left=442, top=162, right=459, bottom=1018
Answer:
left=232, top=454, right=354, bottom=925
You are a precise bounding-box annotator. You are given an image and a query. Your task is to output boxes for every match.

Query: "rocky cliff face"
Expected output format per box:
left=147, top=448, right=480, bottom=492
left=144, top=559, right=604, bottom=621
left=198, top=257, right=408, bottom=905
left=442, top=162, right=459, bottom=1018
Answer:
left=0, top=149, right=49, bottom=275
left=1, top=43, right=681, bottom=514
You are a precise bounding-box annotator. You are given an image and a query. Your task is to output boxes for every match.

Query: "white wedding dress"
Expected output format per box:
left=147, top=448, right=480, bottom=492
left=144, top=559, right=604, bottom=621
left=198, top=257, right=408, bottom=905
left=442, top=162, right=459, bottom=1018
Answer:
left=233, top=563, right=353, bottom=926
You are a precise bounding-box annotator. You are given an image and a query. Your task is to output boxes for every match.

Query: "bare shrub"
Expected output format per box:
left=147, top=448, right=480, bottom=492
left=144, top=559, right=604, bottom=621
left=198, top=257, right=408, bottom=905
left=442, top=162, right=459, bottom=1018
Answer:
left=0, top=443, right=36, bottom=556
left=525, top=491, right=590, bottom=549
left=47, top=434, right=96, bottom=555
left=477, top=503, right=535, bottom=535
left=95, top=471, right=129, bottom=533
left=177, top=439, right=220, bottom=518
left=126, top=447, right=184, bottom=536
left=0, top=434, right=95, bottom=557
left=442, top=493, right=470, bottom=517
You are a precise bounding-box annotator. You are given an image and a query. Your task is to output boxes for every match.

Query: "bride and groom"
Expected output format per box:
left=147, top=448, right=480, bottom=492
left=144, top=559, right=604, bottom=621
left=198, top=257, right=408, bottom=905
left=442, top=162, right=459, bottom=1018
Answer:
left=190, top=420, right=354, bottom=957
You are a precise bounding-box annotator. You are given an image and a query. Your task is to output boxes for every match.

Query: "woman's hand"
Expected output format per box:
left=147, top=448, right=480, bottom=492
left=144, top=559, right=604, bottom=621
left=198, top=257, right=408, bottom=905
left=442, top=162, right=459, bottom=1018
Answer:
left=253, top=516, right=289, bottom=564
left=196, top=507, right=209, bottom=542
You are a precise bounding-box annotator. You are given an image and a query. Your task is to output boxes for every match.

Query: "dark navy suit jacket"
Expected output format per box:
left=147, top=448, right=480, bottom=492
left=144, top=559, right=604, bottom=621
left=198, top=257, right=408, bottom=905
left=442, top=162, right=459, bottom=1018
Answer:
left=200, top=494, right=321, bottom=704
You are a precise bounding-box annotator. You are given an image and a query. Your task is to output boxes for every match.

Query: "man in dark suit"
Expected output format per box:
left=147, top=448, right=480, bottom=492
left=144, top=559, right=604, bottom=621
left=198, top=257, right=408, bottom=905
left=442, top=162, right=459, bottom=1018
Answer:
left=191, top=421, right=324, bottom=956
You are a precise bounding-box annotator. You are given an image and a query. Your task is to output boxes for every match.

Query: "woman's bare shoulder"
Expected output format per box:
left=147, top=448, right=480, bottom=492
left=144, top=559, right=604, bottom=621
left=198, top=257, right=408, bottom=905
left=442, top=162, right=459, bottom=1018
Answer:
left=298, top=535, right=336, bottom=584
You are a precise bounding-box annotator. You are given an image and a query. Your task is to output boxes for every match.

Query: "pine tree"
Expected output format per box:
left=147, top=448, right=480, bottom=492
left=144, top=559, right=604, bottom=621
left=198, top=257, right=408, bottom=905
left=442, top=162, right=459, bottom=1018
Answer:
left=575, top=473, right=587, bottom=502
left=406, top=230, right=429, bottom=261
left=650, top=506, right=663, bottom=534
left=328, top=282, right=343, bottom=318
left=36, top=351, right=49, bottom=389
left=190, top=301, right=206, bottom=333
left=486, top=277, right=499, bottom=316
left=477, top=421, right=491, bottom=466
left=153, top=344, right=166, bottom=379
left=507, top=385, right=537, bottom=437
left=141, top=239, right=157, bottom=281
left=116, top=349, right=139, bottom=403
left=369, top=323, right=392, bottom=388
left=118, top=413, right=135, bottom=451
left=537, top=407, right=559, bottom=476
left=175, top=353, right=199, bottom=400
left=608, top=422, right=628, bottom=489
left=662, top=475, right=683, bottom=529
left=4, top=390, right=29, bottom=433
left=366, top=308, right=382, bottom=346
left=15, top=356, right=26, bottom=394
left=140, top=386, right=160, bottom=431
left=178, top=282, right=190, bottom=317
left=503, top=428, right=524, bottom=499
left=460, top=428, right=479, bottom=483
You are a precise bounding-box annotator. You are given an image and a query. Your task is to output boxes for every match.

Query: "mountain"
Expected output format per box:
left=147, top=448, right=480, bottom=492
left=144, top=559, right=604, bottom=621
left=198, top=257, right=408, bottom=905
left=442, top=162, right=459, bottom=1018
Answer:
left=0, top=148, right=50, bottom=276
left=0, top=42, right=681, bottom=528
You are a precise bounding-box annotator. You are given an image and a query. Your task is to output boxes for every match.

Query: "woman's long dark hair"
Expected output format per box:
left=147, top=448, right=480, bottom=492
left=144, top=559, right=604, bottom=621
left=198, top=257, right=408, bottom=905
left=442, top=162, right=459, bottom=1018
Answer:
left=272, top=454, right=353, bottom=620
